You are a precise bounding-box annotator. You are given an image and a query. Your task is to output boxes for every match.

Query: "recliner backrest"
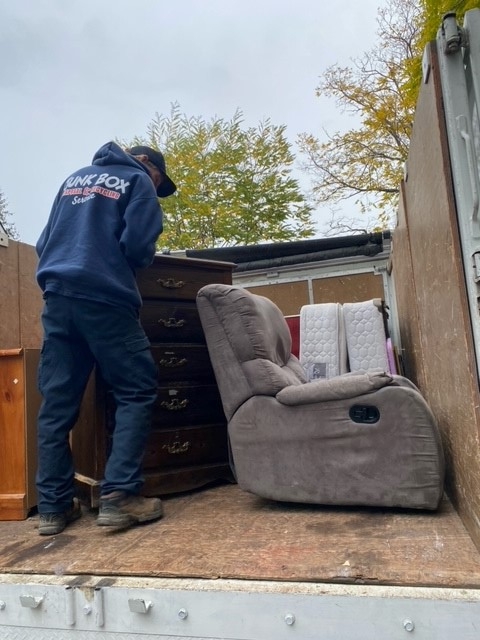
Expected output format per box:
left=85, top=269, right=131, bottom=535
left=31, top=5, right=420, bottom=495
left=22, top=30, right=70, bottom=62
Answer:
left=197, top=284, right=306, bottom=420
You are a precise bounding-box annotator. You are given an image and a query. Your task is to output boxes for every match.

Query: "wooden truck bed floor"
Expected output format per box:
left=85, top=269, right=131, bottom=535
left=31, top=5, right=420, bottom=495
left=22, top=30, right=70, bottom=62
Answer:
left=1, top=482, right=480, bottom=589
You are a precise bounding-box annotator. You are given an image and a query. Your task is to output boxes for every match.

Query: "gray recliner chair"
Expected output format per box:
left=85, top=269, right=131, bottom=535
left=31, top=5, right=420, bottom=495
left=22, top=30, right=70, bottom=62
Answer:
left=196, top=283, right=445, bottom=510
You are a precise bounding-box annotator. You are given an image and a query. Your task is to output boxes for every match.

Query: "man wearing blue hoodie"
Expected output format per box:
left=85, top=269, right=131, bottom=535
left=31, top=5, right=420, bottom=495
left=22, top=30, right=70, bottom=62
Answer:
left=35, top=141, right=176, bottom=535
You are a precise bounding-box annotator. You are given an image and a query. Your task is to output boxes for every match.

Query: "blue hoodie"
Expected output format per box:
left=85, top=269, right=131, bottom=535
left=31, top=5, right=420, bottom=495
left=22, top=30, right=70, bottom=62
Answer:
left=36, top=141, right=163, bottom=309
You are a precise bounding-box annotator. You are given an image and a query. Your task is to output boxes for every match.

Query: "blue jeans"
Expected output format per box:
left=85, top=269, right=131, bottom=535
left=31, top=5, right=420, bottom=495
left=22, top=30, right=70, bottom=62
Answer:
left=36, top=293, right=158, bottom=513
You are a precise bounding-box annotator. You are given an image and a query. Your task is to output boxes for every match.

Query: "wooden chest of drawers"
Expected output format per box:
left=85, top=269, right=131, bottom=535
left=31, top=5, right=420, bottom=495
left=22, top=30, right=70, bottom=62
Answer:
left=72, top=255, right=235, bottom=506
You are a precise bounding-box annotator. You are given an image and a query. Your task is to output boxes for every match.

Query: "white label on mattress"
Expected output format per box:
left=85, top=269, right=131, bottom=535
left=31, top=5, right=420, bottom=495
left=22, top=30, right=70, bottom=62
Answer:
left=307, top=361, right=328, bottom=380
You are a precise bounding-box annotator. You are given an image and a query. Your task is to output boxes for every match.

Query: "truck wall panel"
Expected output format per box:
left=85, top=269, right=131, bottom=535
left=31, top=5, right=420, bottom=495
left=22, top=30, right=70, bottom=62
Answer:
left=392, top=42, right=480, bottom=550
left=0, top=240, right=42, bottom=350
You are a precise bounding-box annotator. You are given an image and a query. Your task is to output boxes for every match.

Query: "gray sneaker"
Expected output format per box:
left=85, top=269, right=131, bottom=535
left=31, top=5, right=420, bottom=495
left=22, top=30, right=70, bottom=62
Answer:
left=97, top=492, right=163, bottom=528
left=38, top=498, right=82, bottom=536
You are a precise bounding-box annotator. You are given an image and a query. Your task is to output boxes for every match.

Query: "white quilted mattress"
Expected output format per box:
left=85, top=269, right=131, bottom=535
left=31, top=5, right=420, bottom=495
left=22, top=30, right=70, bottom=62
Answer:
left=343, top=299, right=390, bottom=373
left=299, top=303, right=348, bottom=380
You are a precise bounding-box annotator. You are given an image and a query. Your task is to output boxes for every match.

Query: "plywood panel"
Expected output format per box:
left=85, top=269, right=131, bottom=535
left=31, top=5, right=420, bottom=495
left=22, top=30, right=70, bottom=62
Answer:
left=246, top=281, right=309, bottom=316
left=17, top=242, right=42, bottom=349
left=246, top=274, right=384, bottom=318
left=0, top=244, right=21, bottom=347
left=391, top=184, right=426, bottom=386
left=392, top=42, right=480, bottom=550
left=1, top=483, right=480, bottom=588
left=0, top=241, right=42, bottom=350
left=312, top=272, right=384, bottom=304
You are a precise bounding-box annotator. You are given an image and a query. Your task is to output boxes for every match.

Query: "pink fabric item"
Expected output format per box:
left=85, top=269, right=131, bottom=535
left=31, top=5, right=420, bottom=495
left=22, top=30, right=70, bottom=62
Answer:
left=386, top=338, right=397, bottom=374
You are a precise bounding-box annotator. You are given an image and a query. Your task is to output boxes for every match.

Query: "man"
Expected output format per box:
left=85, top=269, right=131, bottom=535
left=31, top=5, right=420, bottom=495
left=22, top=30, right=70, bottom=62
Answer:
left=35, top=141, right=176, bottom=535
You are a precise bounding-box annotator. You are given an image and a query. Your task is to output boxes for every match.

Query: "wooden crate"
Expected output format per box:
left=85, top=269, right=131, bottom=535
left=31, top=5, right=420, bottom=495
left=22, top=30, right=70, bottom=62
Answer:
left=0, top=348, right=40, bottom=520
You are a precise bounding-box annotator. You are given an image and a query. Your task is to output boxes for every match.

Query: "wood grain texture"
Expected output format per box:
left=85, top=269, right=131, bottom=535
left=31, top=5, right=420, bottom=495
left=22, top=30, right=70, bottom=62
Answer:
left=246, top=281, right=310, bottom=316
left=0, top=241, right=42, bottom=350
left=312, top=273, right=384, bottom=306
left=0, top=483, right=479, bottom=588
left=17, top=242, right=43, bottom=348
left=392, top=42, right=480, bottom=551
left=0, top=349, right=40, bottom=520
left=72, top=256, right=234, bottom=503
left=393, top=183, right=427, bottom=388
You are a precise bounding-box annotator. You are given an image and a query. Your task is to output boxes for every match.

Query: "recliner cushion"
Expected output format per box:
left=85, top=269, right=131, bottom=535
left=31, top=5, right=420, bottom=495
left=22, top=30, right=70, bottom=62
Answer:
left=243, top=356, right=307, bottom=397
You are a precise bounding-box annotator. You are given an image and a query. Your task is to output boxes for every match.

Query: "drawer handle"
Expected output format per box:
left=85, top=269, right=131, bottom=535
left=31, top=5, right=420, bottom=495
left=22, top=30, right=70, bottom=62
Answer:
left=162, top=440, right=190, bottom=454
left=157, top=277, right=186, bottom=289
left=160, top=398, right=189, bottom=411
left=158, top=357, right=188, bottom=368
left=158, top=318, right=186, bottom=328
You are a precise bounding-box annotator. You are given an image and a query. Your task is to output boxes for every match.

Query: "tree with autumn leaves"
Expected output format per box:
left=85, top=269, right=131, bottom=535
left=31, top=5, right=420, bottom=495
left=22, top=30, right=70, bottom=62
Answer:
left=127, top=1, right=477, bottom=247
left=298, top=0, right=478, bottom=231
left=7, top=1, right=477, bottom=246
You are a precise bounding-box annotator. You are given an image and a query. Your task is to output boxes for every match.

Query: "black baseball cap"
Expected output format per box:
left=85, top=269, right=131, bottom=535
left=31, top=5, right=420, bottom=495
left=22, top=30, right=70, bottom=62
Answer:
left=128, top=145, right=177, bottom=197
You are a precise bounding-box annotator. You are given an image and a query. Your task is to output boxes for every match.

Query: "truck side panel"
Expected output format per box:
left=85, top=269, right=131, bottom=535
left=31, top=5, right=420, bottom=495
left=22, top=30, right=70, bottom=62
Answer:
left=392, top=41, right=480, bottom=550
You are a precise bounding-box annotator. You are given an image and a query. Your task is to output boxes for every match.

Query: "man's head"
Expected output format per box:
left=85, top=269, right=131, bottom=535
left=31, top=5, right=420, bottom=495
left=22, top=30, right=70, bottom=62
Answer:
left=128, top=146, right=177, bottom=198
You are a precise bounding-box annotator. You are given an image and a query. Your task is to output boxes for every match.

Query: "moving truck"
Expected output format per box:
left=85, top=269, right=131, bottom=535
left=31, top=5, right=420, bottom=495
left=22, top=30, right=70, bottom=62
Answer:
left=1, top=10, right=480, bottom=639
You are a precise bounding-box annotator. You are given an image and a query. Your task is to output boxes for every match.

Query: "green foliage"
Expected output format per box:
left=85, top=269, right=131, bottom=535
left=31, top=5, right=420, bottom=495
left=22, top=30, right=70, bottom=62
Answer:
left=0, top=189, right=19, bottom=240
left=421, top=0, right=479, bottom=44
left=404, top=0, right=478, bottom=99
left=122, top=104, right=314, bottom=250
left=298, top=0, right=477, bottom=228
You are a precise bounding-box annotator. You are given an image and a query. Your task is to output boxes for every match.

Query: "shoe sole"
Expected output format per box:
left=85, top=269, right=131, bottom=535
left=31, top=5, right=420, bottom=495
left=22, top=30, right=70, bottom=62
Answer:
left=96, top=509, right=163, bottom=528
left=39, top=525, right=66, bottom=536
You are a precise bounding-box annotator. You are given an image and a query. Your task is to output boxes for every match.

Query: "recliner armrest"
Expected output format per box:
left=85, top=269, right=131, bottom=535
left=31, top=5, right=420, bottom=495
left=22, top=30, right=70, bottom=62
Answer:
left=276, top=371, right=393, bottom=405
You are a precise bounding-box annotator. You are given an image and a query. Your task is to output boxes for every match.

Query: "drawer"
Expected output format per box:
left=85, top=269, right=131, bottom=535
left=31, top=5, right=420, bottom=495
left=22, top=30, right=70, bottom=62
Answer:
left=151, top=344, right=216, bottom=383
left=140, top=301, right=204, bottom=343
left=142, top=463, right=234, bottom=496
left=137, top=260, right=232, bottom=301
left=152, top=383, right=226, bottom=428
left=143, top=424, right=229, bottom=470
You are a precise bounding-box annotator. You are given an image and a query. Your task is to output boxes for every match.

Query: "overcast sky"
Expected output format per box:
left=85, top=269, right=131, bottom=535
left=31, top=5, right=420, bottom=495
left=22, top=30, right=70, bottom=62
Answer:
left=1, top=0, right=384, bottom=247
